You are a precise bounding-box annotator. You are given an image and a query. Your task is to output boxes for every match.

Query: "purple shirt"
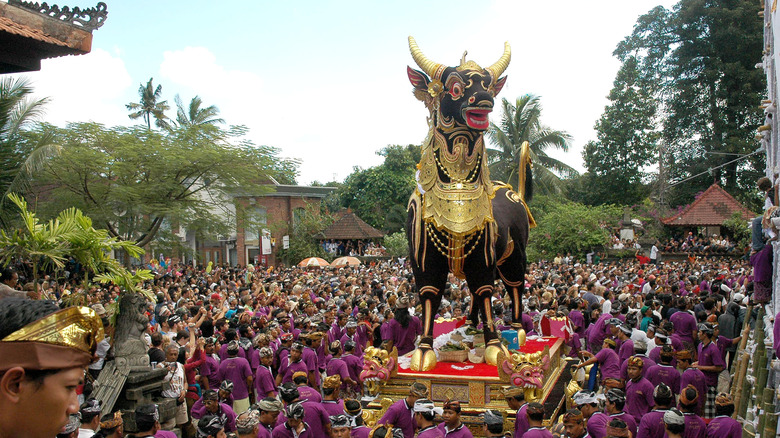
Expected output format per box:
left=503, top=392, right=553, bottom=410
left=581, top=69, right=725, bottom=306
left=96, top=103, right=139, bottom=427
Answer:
left=648, top=346, right=677, bottom=369
left=636, top=409, right=667, bottom=438
left=340, top=332, right=364, bottom=357
left=586, top=412, right=609, bottom=438
left=217, top=356, right=253, bottom=400
left=417, top=426, right=444, bottom=438
left=219, top=344, right=247, bottom=361
left=321, top=399, right=345, bottom=417
left=278, top=359, right=308, bottom=384
left=595, top=348, right=621, bottom=380
left=326, top=358, right=351, bottom=388
left=646, top=364, right=680, bottom=396
left=190, top=400, right=237, bottom=433
left=683, top=413, right=706, bottom=438
left=588, top=314, right=611, bottom=348
left=201, top=354, right=221, bottom=390
left=696, top=341, right=725, bottom=386
left=276, top=402, right=331, bottom=438
left=620, top=355, right=656, bottom=380
left=679, top=368, right=707, bottom=416
left=386, top=317, right=422, bottom=356
left=705, top=416, right=741, bottom=438
left=156, top=431, right=178, bottom=438
left=302, top=348, right=320, bottom=386
left=716, top=336, right=735, bottom=361
left=515, top=403, right=530, bottom=438
left=437, top=423, right=474, bottom=438
left=255, top=365, right=276, bottom=397
left=569, top=310, right=585, bottom=335
left=297, top=386, right=322, bottom=404
left=521, top=428, right=553, bottom=438
left=352, top=426, right=371, bottom=438
left=608, top=412, right=637, bottom=438
left=378, top=399, right=417, bottom=438
left=618, top=339, right=634, bottom=364
left=625, top=378, right=655, bottom=423
left=258, top=423, right=274, bottom=438
left=342, top=354, right=363, bottom=391
left=272, top=423, right=313, bottom=438
left=670, top=312, right=697, bottom=344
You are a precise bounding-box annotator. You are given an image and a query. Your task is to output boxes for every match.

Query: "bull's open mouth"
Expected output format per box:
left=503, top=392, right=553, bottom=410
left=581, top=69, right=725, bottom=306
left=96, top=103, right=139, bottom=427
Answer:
left=464, top=108, right=492, bottom=130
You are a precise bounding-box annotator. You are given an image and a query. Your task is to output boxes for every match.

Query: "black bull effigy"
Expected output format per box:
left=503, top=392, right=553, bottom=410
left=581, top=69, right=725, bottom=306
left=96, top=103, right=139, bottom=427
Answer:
left=405, top=37, right=536, bottom=371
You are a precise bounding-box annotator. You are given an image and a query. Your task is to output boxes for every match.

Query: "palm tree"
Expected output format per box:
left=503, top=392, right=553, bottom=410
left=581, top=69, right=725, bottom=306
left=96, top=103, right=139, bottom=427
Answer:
left=173, top=94, right=224, bottom=128
left=488, top=94, right=578, bottom=195
left=0, top=77, right=60, bottom=228
left=125, top=77, right=170, bottom=129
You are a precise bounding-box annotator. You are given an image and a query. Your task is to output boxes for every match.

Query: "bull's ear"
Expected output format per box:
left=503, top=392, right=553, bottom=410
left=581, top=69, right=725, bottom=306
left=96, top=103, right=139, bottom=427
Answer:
left=407, top=66, right=430, bottom=91
left=494, top=76, right=507, bottom=95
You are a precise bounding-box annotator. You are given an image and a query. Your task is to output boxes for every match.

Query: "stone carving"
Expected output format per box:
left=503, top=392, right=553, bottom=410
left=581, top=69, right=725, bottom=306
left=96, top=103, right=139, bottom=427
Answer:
left=113, top=292, right=150, bottom=372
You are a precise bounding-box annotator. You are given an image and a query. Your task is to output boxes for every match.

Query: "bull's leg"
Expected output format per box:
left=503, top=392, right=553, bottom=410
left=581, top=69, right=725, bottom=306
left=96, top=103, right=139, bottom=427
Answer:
left=497, top=224, right=528, bottom=345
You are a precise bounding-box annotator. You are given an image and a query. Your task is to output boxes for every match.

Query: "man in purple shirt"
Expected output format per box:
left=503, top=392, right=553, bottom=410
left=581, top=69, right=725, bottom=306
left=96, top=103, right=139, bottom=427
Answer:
left=341, top=342, right=364, bottom=395
left=413, top=399, right=444, bottom=438
left=562, top=409, right=588, bottom=438
left=636, top=383, right=673, bottom=438
left=678, top=386, right=706, bottom=438
left=340, top=320, right=363, bottom=357
left=217, top=340, right=254, bottom=414
left=677, top=351, right=707, bottom=417
left=504, top=387, right=529, bottom=438
left=616, top=324, right=634, bottom=364
left=256, top=397, right=284, bottom=438
left=705, top=394, right=740, bottom=438
left=575, top=339, right=621, bottom=384
left=669, top=310, right=697, bottom=352
left=377, top=382, right=428, bottom=438
left=521, top=403, right=553, bottom=438
left=436, top=400, right=473, bottom=438
left=190, top=390, right=237, bottom=434
left=293, top=372, right=322, bottom=404
left=604, top=389, right=637, bottom=438
left=272, top=402, right=312, bottom=438
left=200, top=337, right=221, bottom=390
left=663, top=409, right=686, bottom=438
left=573, top=391, right=607, bottom=438
left=625, top=356, right=655, bottom=423
left=256, top=347, right=277, bottom=398
left=694, top=323, right=725, bottom=419
left=276, top=343, right=308, bottom=385
left=276, top=383, right=332, bottom=438
left=301, top=334, right=322, bottom=388
left=619, top=339, right=655, bottom=380
left=327, top=341, right=358, bottom=391
left=646, top=346, right=680, bottom=398
left=330, top=414, right=353, bottom=438
left=587, top=312, right=611, bottom=353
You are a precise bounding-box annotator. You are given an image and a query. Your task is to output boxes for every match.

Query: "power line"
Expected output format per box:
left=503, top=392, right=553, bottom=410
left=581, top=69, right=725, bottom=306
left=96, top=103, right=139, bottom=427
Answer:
left=666, top=148, right=764, bottom=188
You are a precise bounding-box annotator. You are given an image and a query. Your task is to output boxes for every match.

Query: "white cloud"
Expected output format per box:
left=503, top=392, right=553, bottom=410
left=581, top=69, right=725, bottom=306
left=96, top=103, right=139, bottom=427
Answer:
left=14, top=48, right=132, bottom=127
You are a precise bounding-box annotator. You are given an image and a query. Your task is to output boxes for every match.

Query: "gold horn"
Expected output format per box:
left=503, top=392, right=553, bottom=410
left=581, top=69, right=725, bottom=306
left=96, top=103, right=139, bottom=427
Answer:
left=408, top=36, right=444, bottom=79
left=486, top=41, right=511, bottom=80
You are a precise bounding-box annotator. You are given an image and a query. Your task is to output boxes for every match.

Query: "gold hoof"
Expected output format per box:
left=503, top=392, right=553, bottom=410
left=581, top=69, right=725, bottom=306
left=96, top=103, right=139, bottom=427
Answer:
left=485, top=343, right=510, bottom=366
left=410, top=348, right=437, bottom=371
left=517, top=329, right=527, bottom=346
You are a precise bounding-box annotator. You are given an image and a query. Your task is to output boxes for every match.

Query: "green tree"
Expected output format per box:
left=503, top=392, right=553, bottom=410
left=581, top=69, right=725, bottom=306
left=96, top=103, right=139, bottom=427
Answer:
left=0, top=77, right=60, bottom=228
left=487, top=95, right=577, bottom=195
left=581, top=56, right=658, bottom=206
left=527, top=195, right=622, bottom=262
left=125, top=77, right=170, bottom=130
left=172, top=94, right=225, bottom=129
left=334, top=145, right=419, bottom=232
left=384, top=231, right=408, bottom=258
left=0, top=193, right=146, bottom=290
left=614, top=1, right=765, bottom=207
left=36, top=122, right=299, bottom=250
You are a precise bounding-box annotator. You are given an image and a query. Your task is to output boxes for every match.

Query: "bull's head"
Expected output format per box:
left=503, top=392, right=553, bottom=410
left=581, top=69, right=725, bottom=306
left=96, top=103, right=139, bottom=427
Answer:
left=407, top=36, right=510, bottom=132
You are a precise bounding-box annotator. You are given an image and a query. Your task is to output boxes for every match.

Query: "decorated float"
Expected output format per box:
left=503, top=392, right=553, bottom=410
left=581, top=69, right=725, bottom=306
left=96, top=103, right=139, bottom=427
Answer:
left=359, top=317, right=570, bottom=434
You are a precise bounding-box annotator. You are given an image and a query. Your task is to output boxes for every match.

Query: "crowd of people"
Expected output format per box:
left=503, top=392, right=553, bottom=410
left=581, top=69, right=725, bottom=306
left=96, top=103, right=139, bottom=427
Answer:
left=0, top=244, right=764, bottom=438
left=322, top=240, right=387, bottom=257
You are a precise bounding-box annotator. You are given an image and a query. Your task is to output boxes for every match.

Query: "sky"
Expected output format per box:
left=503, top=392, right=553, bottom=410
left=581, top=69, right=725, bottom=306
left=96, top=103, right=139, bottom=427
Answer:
left=15, top=0, right=678, bottom=185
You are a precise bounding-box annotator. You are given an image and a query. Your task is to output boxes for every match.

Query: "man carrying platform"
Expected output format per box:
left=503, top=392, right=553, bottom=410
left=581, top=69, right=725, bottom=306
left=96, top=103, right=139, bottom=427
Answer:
left=378, top=382, right=428, bottom=438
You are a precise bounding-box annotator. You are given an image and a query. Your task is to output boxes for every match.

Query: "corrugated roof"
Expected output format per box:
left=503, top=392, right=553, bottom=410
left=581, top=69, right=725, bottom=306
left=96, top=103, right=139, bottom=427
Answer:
left=0, top=16, right=67, bottom=46
left=662, top=183, right=756, bottom=226
left=320, top=210, right=385, bottom=240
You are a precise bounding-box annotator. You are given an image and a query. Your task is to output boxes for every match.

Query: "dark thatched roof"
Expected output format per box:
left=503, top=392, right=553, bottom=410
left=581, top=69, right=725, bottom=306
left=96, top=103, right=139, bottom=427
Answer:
left=320, top=210, right=385, bottom=240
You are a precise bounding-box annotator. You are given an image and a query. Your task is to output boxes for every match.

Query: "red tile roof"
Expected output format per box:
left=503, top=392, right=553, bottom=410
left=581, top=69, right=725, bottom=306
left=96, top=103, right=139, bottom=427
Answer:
left=662, top=183, right=756, bottom=226
left=0, top=16, right=67, bottom=46
left=320, top=210, right=385, bottom=240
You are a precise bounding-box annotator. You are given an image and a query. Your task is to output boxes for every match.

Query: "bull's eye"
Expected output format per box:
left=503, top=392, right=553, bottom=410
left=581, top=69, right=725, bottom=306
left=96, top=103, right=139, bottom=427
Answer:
left=450, top=82, right=463, bottom=99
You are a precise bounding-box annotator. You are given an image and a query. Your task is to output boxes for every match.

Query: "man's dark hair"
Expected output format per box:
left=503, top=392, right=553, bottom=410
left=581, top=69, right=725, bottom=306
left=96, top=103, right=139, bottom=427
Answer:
left=0, top=266, right=16, bottom=283
left=175, top=330, right=189, bottom=341
left=151, top=332, right=163, bottom=347
left=486, top=421, right=503, bottom=434
left=293, top=375, right=308, bottom=385
left=417, top=410, right=435, bottom=421
left=0, top=298, right=59, bottom=339
left=666, top=421, right=685, bottom=435
left=715, top=403, right=735, bottom=417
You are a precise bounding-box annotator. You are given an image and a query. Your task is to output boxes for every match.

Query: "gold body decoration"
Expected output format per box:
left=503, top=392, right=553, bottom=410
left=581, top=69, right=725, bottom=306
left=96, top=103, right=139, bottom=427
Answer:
left=418, top=129, right=495, bottom=238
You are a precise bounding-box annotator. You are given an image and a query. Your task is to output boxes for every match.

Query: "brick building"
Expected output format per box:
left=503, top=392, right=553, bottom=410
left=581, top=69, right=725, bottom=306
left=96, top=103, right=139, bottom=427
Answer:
left=227, top=181, right=334, bottom=267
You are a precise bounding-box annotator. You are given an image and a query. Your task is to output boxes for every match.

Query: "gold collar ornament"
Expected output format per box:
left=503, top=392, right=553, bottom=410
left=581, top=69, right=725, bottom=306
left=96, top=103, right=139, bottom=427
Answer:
left=0, top=306, right=104, bottom=372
